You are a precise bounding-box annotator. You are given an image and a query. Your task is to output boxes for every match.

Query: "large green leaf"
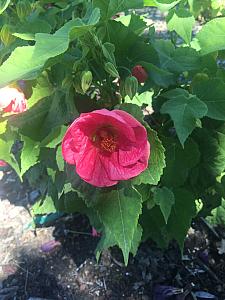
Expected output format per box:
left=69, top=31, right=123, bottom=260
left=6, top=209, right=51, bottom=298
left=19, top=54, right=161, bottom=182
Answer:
left=142, top=61, right=175, bottom=88
left=153, top=187, right=175, bottom=223
left=0, top=9, right=100, bottom=87
left=167, top=9, right=195, bottom=44
left=161, top=137, right=200, bottom=187
left=93, top=0, right=143, bottom=20
left=141, top=188, right=197, bottom=249
left=167, top=188, right=197, bottom=249
left=161, top=88, right=208, bottom=146
left=96, top=186, right=142, bottom=265
left=153, top=40, right=200, bottom=73
left=194, top=127, right=225, bottom=186
left=192, top=78, right=225, bottom=121
left=20, top=136, right=40, bottom=176
left=132, top=127, right=166, bottom=185
left=196, top=17, right=225, bottom=55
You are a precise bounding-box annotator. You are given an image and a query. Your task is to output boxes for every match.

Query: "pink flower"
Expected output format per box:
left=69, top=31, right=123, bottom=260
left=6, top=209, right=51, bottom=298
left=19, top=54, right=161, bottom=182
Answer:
left=92, top=227, right=101, bottom=237
left=62, top=109, right=150, bottom=187
left=0, top=87, right=27, bottom=114
left=0, top=160, right=7, bottom=167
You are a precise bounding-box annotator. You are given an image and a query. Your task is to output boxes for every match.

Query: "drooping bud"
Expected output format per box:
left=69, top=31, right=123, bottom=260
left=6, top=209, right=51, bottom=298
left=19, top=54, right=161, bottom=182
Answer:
left=131, top=65, right=148, bottom=83
left=16, top=0, right=32, bottom=21
left=124, top=76, right=138, bottom=99
left=0, top=24, right=15, bottom=46
left=104, top=62, right=120, bottom=78
left=81, top=71, right=92, bottom=93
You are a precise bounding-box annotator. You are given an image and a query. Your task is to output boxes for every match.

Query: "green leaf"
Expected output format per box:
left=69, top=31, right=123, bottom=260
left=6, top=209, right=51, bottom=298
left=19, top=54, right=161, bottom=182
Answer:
left=153, top=187, right=175, bottom=223
left=40, top=126, right=67, bottom=148
left=0, top=11, right=100, bottom=87
left=9, top=97, right=51, bottom=141
left=130, top=224, right=143, bottom=256
left=132, top=127, right=166, bottom=185
left=196, top=17, right=225, bottom=55
left=0, top=138, right=20, bottom=176
left=207, top=198, right=225, bottom=226
left=142, top=62, right=175, bottom=87
left=21, top=136, right=40, bottom=176
left=192, top=78, right=225, bottom=121
left=13, top=19, right=52, bottom=41
left=167, top=188, right=197, bottom=249
left=56, top=145, right=64, bottom=172
left=161, top=137, right=200, bottom=187
left=0, top=120, right=7, bottom=135
left=116, top=13, right=147, bottom=35
left=161, top=88, right=208, bottom=146
left=32, top=196, right=56, bottom=215
left=145, top=0, right=181, bottom=11
left=167, top=9, right=195, bottom=44
left=93, top=0, right=143, bottom=20
left=194, top=127, right=225, bottom=186
left=140, top=205, right=169, bottom=247
left=96, top=186, right=142, bottom=265
left=0, top=0, right=10, bottom=14
left=117, top=103, right=144, bottom=122
left=28, top=72, right=54, bottom=108
left=125, top=91, right=153, bottom=106
left=141, top=188, right=197, bottom=249
left=95, top=227, right=116, bottom=261
left=153, top=40, right=200, bottom=73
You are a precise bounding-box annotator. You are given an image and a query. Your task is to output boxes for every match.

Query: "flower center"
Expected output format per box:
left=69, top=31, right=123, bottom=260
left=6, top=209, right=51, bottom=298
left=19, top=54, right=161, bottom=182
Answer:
left=92, top=128, right=118, bottom=153
left=100, top=136, right=117, bottom=152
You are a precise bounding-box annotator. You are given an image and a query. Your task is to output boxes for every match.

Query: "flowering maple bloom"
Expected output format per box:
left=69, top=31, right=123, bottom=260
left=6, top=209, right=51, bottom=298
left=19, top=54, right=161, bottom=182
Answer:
left=0, top=86, right=27, bottom=113
left=92, top=227, right=101, bottom=237
left=0, top=160, right=7, bottom=167
left=131, top=65, right=148, bottom=83
left=62, top=109, right=150, bottom=187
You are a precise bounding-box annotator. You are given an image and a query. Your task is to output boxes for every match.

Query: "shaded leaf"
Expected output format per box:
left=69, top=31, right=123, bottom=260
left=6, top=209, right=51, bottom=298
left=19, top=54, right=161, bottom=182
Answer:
left=192, top=78, right=225, bottom=121
left=153, top=187, right=175, bottom=223
left=161, top=88, right=208, bottom=146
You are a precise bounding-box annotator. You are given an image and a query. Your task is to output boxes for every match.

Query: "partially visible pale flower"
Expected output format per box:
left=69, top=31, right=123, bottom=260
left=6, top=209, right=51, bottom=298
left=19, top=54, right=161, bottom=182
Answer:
left=0, top=87, right=27, bottom=113
left=0, top=160, right=7, bottom=167
left=62, top=109, right=150, bottom=187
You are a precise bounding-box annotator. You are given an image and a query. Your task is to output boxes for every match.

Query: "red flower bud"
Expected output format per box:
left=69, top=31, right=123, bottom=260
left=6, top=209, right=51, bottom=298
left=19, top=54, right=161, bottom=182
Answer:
left=131, top=65, right=148, bottom=83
